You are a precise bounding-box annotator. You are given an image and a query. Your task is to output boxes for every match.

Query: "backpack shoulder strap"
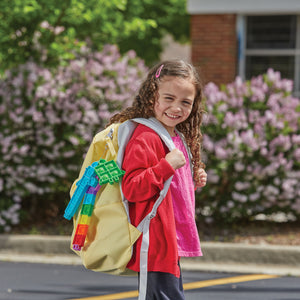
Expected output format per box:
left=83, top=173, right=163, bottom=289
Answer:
left=116, top=117, right=175, bottom=165
left=117, top=118, right=176, bottom=300
left=117, top=117, right=175, bottom=220
left=132, top=117, right=175, bottom=151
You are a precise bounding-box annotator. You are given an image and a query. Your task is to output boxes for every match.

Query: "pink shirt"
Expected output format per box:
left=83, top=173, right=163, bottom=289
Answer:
left=170, top=135, right=202, bottom=257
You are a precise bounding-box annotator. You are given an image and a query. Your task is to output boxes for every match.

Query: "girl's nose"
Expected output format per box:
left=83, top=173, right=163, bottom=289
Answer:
left=171, top=104, right=181, bottom=112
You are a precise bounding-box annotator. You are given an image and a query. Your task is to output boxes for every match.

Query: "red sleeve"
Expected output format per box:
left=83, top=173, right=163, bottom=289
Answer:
left=122, top=125, right=175, bottom=202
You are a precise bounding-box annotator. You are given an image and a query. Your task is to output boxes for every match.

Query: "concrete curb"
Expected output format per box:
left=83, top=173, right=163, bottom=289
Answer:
left=181, top=242, right=300, bottom=276
left=1, top=235, right=300, bottom=276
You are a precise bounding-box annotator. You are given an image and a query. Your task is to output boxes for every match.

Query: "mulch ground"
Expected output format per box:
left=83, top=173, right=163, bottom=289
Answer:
left=9, top=217, right=300, bottom=246
left=199, top=220, right=300, bottom=246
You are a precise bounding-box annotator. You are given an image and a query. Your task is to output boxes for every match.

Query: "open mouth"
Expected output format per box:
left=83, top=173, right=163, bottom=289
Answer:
left=165, top=113, right=180, bottom=119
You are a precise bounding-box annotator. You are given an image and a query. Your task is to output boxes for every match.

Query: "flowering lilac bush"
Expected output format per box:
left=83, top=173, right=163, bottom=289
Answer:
left=199, top=70, right=300, bottom=223
left=0, top=45, right=147, bottom=232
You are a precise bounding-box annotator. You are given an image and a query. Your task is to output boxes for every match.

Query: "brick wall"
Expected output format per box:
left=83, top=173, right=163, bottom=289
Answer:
left=191, top=14, right=237, bottom=86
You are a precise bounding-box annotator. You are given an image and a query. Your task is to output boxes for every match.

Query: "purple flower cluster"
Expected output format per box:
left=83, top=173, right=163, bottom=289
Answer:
left=200, top=69, right=300, bottom=222
left=0, top=45, right=147, bottom=231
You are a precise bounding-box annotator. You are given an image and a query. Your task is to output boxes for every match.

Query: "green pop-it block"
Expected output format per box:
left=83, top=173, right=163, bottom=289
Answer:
left=94, top=159, right=125, bottom=185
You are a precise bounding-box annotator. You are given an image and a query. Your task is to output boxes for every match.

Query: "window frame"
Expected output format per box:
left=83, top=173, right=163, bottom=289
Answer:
left=237, top=14, right=300, bottom=96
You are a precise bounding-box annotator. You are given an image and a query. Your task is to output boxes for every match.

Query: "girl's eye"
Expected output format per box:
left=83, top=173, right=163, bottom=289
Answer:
left=183, top=101, right=192, bottom=106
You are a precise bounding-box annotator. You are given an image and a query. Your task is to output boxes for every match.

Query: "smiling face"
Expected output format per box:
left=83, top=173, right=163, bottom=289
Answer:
left=154, top=76, right=196, bottom=136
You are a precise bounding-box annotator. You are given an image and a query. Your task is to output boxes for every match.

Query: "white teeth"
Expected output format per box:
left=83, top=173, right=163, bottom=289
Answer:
left=166, top=113, right=179, bottom=119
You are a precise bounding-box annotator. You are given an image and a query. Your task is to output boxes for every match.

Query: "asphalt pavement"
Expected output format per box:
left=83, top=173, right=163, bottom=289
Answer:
left=0, top=234, right=299, bottom=277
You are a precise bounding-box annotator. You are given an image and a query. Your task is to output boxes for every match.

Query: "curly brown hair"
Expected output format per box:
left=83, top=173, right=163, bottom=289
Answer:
left=107, top=59, right=205, bottom=182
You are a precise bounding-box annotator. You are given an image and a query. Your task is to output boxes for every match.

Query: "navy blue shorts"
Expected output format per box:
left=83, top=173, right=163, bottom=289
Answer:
left=139, top=265, right=185, bottom=300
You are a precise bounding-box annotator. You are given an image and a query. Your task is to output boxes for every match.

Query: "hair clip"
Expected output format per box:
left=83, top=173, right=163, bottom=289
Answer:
left=155, top=64, right=164, bottom=78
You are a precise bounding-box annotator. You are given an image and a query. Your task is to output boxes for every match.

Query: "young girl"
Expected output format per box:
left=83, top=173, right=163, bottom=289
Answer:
left=107, top=60, right=207, bottom=299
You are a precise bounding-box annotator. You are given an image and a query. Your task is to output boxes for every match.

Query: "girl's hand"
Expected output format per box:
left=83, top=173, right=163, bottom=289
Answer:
left=165, top=149, right=186, bottom=170
left=195, top=168, right=207, bottom=188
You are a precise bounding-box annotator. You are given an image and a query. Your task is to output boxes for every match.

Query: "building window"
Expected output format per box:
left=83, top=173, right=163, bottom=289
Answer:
left=238, top=15, right=300, bottom=95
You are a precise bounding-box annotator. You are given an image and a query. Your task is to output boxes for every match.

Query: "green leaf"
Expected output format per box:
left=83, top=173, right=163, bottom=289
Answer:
left=23, top=5, right=35, bottom=13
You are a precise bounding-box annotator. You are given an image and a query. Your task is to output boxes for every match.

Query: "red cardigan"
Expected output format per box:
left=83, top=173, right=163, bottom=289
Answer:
left=121, top=124, right=181, bottom=277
